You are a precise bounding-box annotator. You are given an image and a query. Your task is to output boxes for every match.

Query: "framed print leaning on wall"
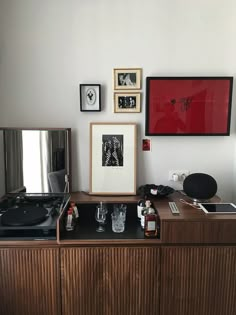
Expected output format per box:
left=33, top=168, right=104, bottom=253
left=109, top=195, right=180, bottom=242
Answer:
left=89, top=122, right=137, bottom=195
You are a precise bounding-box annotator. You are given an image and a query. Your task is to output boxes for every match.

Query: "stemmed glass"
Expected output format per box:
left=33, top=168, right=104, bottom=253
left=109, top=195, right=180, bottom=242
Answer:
left=95, top=204, right=107, bottom=232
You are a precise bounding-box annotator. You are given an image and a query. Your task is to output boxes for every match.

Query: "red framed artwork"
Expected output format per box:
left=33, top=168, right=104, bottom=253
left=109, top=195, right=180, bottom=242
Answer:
left=145, top=77, right=233, bottom=136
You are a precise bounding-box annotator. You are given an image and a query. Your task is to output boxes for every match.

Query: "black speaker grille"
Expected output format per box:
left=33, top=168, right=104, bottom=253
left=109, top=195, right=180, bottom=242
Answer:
left=183, top=173, right=217, bottom=200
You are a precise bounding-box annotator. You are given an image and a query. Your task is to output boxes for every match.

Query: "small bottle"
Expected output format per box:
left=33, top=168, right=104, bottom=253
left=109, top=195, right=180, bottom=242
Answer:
left=70, top=202, right=79, bottom=221
left=137, top=199, right=146, bottom=221
left=144, top=200, right=158, bottom=237
left=141, top=200, right=151, bottom=229
left=66, top=208, right=74, bottom=231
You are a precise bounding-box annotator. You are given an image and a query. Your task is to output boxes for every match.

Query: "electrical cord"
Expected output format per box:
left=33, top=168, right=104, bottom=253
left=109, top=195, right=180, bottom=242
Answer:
left=179, top=198, right=201, bottom=209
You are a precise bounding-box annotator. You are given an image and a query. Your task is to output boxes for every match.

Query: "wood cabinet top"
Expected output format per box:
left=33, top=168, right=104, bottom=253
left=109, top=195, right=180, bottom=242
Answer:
left=71, top=191, right=236, bottom=221
left=1, top=191, right=236, bottom=247
left=70, top=191, right=141, bottom=203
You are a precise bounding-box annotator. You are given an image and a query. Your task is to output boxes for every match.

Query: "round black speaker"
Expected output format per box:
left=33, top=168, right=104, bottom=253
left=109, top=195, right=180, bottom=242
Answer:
left=183, top=173, right=217, bottom=201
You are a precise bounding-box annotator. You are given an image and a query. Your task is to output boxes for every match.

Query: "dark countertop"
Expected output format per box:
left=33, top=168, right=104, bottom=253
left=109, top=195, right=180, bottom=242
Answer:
left=60, top=203, right=161, bottom=243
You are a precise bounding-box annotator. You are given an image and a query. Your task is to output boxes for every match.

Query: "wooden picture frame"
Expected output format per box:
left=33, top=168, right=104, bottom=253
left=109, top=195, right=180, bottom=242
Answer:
left=113, top=68, right=142, bottom=90
left=145, top=76, right=233, bottom=136
left=89, top=122, right=137, bottom=195
left=80, top=84, right=101, bottom=112
left=114, top=92, right=141, bottom=113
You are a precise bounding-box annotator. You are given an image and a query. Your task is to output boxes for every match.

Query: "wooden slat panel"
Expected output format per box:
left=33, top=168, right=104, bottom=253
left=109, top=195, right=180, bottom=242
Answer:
left=161, top=246, right=236, bottom=315
left=162, top=221, right=236, bottom=243
left=61, top=247, right=160, bottom=315
left=0, top=248, right=60, bottom=315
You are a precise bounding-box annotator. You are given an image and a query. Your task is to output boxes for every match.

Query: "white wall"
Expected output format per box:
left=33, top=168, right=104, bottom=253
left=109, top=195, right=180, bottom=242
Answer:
left=0, top=0, right=236, bottom=200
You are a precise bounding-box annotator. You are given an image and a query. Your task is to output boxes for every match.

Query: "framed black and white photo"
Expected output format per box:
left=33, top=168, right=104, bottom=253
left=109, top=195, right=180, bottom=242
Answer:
left=90, top=122, right=137, bottom=195
left=80, top=84, right=101, bottom=111
left=113, top=68, right=142, bottom=90
left=114, top=92, right=141, bottom=113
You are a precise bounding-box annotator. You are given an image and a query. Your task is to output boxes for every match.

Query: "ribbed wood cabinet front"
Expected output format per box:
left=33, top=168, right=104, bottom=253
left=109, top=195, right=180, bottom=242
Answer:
left=161, top=246, right=236, bottom=315
left=0, top=247, right=60, bottom=315
left=61, top=246, right=160, bottom=315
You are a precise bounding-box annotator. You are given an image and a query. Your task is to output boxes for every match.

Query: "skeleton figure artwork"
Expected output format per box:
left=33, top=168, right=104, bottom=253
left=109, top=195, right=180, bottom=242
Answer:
left=102, top=135, right=123, bottom=167
left=86, top=88, right=96, bottom=105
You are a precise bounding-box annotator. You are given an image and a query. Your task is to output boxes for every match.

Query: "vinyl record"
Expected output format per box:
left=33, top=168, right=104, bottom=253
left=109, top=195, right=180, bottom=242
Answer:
left=1, top=206, right=48, bottom=226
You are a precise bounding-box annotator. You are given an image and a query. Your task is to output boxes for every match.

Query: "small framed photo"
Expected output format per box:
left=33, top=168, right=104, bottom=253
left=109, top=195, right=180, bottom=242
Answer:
left=80, top=84, right=101, bottom=112
left=114, top=92, right=141, bottom=113
left=113, top=68, right=142, bottom=90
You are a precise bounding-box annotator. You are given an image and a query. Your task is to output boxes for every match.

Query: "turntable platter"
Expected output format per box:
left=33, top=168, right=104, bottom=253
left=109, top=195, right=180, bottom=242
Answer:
left=1, top=206, right=48, bottom=226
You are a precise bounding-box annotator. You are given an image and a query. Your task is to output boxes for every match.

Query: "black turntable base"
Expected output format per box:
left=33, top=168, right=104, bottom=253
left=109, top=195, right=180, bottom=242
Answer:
left=0, top=192, right=70, bottom=240
left=1, top=206, right=49, bottom=226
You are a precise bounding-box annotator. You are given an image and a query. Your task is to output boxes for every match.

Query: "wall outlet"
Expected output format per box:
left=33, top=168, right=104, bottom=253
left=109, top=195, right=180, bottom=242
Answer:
left=168, top=170, right=190, bottom=182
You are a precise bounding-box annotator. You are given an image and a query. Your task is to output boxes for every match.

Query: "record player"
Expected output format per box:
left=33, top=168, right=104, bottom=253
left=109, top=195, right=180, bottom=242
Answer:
left=0, top=192, right=70, bottom=240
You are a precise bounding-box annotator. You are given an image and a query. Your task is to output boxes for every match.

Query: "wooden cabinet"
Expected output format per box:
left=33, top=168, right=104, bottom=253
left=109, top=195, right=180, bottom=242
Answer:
left=61, top=246, right=160, bottom=315
left=161, top=221, right=236, bottom=244
left=160, top=246, right=236, bottom=315
left=1, top=245, right=236, bottom=315
left=2, top=193, right=236, bottom=315
left=0, top=247, right=60, bottom=315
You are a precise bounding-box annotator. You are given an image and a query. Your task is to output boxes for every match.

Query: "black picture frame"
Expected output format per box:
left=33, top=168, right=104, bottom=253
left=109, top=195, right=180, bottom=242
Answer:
left=80, top=84, right=101, bottom=112
left=145, top=76, right=233, bottom=136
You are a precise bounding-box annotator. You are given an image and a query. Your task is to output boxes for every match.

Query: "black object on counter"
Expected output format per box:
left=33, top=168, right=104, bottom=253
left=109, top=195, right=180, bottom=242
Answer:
left=137, top=184, right=174, bottom=199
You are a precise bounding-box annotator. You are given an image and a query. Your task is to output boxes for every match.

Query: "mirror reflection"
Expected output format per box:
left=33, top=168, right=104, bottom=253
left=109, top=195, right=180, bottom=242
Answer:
left=0, top=129, right=71, bottom=197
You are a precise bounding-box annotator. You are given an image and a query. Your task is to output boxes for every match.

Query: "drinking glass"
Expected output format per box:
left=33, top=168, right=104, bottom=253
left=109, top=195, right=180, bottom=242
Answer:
left=95, top=206, right=107, bottom=232
left=113, top=204, right=127, bottom=221
left=111, top=212, right=125, bottom=233
left=111, top=204, right=127, bottom=233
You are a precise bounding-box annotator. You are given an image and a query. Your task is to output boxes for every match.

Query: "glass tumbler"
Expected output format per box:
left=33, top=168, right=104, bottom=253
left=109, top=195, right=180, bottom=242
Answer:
left=111, top=212, right=125, bottom=233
